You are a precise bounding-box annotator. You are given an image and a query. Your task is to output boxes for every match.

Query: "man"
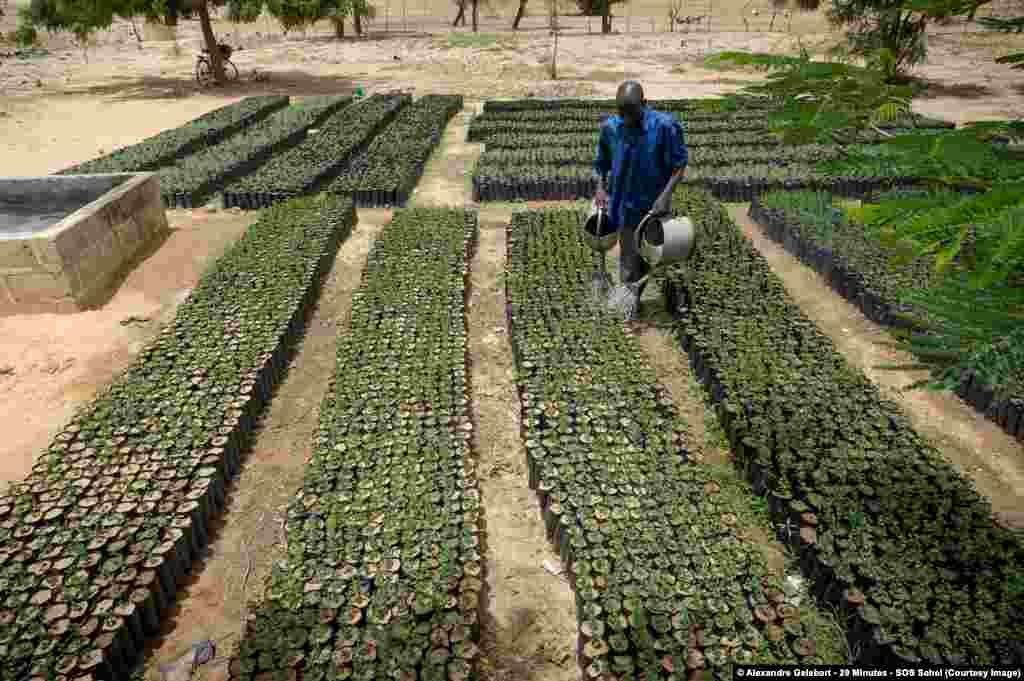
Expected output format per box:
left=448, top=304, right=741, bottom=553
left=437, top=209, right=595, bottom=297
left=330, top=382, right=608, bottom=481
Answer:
left=593, top=81, right=689, bottom=313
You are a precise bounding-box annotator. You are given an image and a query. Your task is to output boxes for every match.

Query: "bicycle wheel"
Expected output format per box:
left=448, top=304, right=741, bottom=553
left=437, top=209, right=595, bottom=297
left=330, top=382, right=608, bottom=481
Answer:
left=224, top=60, right=239, bottom=82
left=195, top=58, right=213, bottom=87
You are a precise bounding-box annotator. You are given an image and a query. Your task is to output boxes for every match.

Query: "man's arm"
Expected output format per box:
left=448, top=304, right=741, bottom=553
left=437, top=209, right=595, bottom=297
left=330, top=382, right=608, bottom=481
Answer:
left=652, top=119, right=689, bottom=214
left=593, top=124, right=612, bottom=190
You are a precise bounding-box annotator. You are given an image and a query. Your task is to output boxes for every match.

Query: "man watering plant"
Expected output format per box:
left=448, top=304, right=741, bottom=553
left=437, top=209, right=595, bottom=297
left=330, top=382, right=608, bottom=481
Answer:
left=593, top=81, right=689, bottom=318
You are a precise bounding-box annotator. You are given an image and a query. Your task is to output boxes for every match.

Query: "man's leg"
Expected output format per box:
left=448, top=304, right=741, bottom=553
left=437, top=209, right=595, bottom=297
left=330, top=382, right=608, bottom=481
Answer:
left=619, top=222, right=651, bottom=298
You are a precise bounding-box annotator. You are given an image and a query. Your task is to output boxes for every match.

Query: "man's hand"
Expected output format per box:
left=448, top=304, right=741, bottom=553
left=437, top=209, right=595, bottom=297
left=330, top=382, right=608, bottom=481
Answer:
left=594, top=187, right=609, bottom=210
left=652, top=167, right=686, bottom=217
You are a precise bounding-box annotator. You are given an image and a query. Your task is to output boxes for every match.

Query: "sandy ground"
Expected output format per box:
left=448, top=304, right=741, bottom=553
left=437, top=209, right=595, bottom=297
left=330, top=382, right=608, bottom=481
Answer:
left=728, top=205, right=1024, bottom=528
left=469, top=204, right=580, bottom=681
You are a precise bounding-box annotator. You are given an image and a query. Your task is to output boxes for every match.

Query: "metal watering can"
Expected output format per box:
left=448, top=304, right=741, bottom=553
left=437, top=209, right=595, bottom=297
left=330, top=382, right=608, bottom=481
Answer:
left=582, top=204, right=697, bottom=306
left=582, top=203, right=619, bottom=297
left=635, top=211, right=697, bottom=269
left=611, top=211, right=697, bottom=303
left=581, top=204, right=697, bottom=263
left=582, top=203, right=618, bottom=253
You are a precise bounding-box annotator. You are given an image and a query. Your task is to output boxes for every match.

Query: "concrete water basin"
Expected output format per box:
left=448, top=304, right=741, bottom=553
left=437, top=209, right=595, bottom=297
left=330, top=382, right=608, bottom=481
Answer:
left=0, top=173, right=169, bottom=314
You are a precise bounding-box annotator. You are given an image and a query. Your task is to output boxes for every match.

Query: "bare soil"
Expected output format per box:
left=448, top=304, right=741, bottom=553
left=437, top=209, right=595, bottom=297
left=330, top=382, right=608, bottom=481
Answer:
left=471, top=206, right=580, bottom=681
left=728, top=204, right=1024, bottom=527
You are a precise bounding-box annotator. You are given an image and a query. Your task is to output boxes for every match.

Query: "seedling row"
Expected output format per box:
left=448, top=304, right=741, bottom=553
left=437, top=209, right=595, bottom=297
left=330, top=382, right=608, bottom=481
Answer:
left=0, top=195, right=358, bottom=680
left=57, top=96, right=290, bottom=176
left=159, top=95, right=354, bottom=209
left=225, top=208, right=481, bottom=681
left=750, top=191, right=1024, bottom=442
left=662, top=187, right=1024, bottom=666
left=326, top=95, right=464, bottom=208
left=222, top=94, right=411, bottom=210
left=504, top=208, right=847, bottom=679
left=473, top=163, right=925, bottom=204
left=53, top=94, right=460, bottom=212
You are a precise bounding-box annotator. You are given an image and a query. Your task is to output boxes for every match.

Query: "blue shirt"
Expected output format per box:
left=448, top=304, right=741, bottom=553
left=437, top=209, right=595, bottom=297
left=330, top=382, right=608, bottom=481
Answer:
left=593, top=107, right=689, bottom=229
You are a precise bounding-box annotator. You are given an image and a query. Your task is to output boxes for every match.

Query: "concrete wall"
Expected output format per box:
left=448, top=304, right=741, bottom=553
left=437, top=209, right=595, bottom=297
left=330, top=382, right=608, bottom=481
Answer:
left=0, top=173, right=169, bottom=315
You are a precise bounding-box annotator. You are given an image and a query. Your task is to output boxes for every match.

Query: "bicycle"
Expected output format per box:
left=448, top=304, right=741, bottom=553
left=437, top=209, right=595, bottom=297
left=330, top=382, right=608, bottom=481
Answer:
left=195, top=43, right=240, bottom=87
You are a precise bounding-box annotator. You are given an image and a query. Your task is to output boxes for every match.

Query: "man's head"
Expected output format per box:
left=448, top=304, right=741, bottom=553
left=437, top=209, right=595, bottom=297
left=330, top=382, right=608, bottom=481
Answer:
left=616, top=81, right=645, bottom=128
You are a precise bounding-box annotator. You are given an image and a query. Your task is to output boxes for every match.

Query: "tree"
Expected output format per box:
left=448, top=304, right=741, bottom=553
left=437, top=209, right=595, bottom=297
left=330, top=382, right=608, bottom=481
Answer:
left=450, top=0, right=478, bottom=30
left=512, top=0, right=526, bottom=28
left=713, top=48, right=1024, bottom=392
left=709, top=48, right=918, bottom=146
left=18, top=0, right=254, bottom=79
left=826, top=0, right=993, bottom=80
left=574, top=0, right=625, bottom=32
left=16, top=0, right=367, bottom=81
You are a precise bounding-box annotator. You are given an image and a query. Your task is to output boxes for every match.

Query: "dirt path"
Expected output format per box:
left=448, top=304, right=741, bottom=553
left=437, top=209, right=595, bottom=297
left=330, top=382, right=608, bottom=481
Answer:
left=728, top=204, right=1024, bottom=527
left=409, top=101, right=481, bottom=208
left=410, top=111, right=579, bottom=680
left=596, top=246, right=792, bottom=575
left=138, top=209, right=392, bottom=681
left=0, top=208, right=254, bottom=491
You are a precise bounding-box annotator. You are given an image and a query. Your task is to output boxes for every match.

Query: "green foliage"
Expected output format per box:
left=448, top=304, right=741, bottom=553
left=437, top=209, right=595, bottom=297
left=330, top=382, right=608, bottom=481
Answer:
left=761, top=190, right=841, bottom=243
left=702, top=51, right=806, bottom=70
left=225, top=0, right=264, bottom=21
left=264, top=0, right=320, bottom=31
left=12, top=7, right=39, bottom=45
left=829, top=4, right=929, bottom=79
left=819, top=122, right=1024, bottom=189
left=825, top=0, right=990, bottom=79
left=762, top=186, right=1024, bottom=397
left=261, top=0, right=373, bottom=34
left=895, top=276, right=1024, bottom=396
left=718, top=49, right=916, bottom=146
left=880, top=185, right=1024, bottom=279
left=849, top=184, right=1024, bottom=395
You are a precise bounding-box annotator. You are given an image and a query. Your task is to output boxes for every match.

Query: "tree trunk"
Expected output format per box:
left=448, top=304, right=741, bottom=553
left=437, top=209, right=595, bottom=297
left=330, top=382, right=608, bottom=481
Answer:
left=472, top=0, right=478, bottom=31
left=165, top=0, right=180, bottom=25
left=513, top=0, right=527, bottom=28
left=333, top=16, right=345, bottom=37
left=197, top=2, right=226, bottom=84
left=354, top=10, right=363, bottom=34
left=453, top=1, right=465, bottom=25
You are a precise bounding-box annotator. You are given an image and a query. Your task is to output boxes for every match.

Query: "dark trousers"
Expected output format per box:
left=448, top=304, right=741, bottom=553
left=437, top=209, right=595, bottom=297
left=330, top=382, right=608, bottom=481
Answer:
left=619, top=221, right=651, bottom=299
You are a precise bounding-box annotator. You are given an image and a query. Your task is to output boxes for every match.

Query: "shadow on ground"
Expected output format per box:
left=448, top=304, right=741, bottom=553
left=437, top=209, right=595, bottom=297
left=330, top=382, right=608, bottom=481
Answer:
left=60, top=71, right=358, bottom=100
left=917, top=79, right=995, bottom=99
left=304, top=30, right=433, bottom=43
